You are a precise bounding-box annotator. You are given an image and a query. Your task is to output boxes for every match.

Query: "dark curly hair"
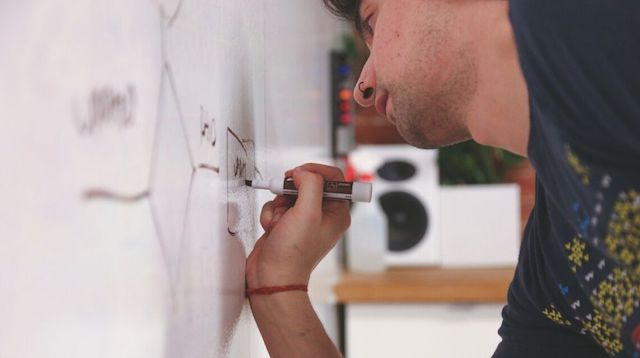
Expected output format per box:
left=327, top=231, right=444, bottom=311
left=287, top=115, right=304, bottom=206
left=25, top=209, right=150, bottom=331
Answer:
left=322, top=0, right=364, bottom=34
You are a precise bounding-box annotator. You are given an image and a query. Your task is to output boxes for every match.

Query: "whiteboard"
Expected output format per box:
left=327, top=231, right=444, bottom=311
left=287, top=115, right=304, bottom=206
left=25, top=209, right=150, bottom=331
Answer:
left=0, top=1, right=341, bottom=357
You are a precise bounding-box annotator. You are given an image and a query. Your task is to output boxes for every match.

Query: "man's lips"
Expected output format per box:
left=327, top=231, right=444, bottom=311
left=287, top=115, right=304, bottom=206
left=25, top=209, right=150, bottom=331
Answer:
left=386, top=102, right=396, bottom=124
left=374, top=92, right=395, bottom=124
left=374, top=92, right=389, bottom=119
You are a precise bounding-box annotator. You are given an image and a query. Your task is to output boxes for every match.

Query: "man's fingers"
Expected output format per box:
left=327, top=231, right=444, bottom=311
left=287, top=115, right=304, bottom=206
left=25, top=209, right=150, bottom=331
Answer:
left=291, top=163, right=345, bottom=182
left=290, top=168, right=324, bottom=222
left=270, top=201, right=292, bottom=230
left=260, top=201, right=274, bottom=231
left=273, top=194, right=294, bottom=208
left=261, top=196, right=296, bottom=232
left=284, top=163, right=349, bottom=224
left=296, top=164, right=350, bottom=218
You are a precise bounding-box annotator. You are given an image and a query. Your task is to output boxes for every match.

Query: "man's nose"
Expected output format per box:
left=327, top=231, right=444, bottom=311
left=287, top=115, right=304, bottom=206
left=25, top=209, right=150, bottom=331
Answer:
left=353, top=60, right=376, bottom=107
left=354, top=82, right=375, bottom=107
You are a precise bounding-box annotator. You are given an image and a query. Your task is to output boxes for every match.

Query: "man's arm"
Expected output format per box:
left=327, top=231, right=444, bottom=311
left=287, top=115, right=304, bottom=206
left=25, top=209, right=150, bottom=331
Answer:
left=250, top=292, right=341, bottom=357
left=246, top=164, right=349, bottom=358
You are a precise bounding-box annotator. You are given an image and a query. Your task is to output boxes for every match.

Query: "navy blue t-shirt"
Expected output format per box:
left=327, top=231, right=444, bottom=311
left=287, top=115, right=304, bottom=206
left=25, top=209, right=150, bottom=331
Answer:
left=498, top=0, right=640, bottom=357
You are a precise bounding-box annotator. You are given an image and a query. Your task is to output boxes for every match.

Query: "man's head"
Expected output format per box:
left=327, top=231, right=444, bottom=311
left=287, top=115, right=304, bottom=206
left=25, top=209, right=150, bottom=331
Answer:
left=324, top=0, right=480, bottom=149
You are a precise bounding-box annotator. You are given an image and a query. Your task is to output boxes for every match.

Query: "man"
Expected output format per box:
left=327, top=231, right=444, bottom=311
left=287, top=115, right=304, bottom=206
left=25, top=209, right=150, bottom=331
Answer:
left=246, top=0, right=640, bottom=356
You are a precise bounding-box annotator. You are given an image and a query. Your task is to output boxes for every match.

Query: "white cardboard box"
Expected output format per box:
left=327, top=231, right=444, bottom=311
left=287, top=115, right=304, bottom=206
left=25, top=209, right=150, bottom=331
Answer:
left=439, top=184, right=520, bottom=267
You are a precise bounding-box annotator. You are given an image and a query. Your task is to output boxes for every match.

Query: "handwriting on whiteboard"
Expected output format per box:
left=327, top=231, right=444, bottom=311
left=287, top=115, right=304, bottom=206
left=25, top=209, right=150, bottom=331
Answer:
left=200, top=106, right=216, bottom=148
left=73, top=84, right=136, bottom=135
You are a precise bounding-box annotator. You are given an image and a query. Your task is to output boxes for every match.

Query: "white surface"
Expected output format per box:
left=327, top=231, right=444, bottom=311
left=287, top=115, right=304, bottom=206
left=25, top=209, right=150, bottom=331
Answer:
left=347, top=201, right=387, bottom=273
left=439, top=185, right=520, bottom=267
left=0, top=1, right=343, bottom=357
left=346, top=304, right=504, bottom=358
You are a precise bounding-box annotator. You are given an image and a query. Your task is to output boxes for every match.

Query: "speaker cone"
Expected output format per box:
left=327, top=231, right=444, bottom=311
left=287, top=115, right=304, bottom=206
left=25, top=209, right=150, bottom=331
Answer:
left=379, top=191, right=429, bottom=252
left=377, top=160, right=417, bottom=181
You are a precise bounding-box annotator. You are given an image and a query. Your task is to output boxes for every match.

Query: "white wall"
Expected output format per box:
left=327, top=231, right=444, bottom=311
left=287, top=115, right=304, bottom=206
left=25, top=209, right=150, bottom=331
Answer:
left=0, top=1, right=344, bottom=357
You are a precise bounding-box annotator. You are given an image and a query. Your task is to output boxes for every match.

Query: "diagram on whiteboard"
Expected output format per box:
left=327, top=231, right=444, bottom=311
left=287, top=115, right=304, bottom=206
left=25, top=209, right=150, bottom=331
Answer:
left=63, top=0, right=261, bottom=356
left=81, top=60, right=262, bottom=287
left=0, top=0, right=309, bottom=357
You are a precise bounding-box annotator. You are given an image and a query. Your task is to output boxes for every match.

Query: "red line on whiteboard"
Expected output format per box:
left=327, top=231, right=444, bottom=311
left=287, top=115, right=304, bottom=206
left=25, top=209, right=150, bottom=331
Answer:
left=83, top=189, right=150, bottom=203
left=197, top=163, right=220, bottom=173
left=198, top=163, right=220, bottom=173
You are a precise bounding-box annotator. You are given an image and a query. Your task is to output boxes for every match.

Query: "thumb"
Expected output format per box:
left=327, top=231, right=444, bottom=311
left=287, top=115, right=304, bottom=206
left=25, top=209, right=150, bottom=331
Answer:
left=290, top=168, right=324, bottom=221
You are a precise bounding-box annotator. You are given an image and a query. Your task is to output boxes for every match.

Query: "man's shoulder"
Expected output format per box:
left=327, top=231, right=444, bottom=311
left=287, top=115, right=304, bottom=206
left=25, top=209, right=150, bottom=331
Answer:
left=512, top=0, right=640, bottom=172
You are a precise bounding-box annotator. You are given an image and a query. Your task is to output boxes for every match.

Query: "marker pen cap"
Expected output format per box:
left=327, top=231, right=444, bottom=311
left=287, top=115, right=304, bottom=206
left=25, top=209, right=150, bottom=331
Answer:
left=352, top=182, right=373, bottom=203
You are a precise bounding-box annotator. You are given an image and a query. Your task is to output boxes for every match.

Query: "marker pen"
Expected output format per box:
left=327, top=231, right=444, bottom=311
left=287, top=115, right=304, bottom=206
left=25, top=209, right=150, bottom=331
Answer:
left=245, top=178, right=372, bottom=203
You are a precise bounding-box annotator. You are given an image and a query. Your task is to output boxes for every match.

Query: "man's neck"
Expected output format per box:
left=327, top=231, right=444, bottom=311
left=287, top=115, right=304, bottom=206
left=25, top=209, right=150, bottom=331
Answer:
left=463, top=1, right=530, bottom=157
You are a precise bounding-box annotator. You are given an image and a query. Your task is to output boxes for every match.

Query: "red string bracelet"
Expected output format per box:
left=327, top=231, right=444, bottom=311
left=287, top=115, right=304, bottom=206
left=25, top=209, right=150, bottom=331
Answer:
left=246, top=284, right=308, bottom=297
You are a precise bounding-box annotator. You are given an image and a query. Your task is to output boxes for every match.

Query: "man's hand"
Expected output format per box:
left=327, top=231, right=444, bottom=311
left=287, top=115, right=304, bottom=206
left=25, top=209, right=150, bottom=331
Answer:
left=246, top=163, right=348, bottom=358
left=246, top=163, right=351, bottom=290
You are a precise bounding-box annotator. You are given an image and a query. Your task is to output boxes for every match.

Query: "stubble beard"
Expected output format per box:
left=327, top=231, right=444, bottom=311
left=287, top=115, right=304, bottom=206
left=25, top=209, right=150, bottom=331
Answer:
left=387, top=48, right=477, bottom=149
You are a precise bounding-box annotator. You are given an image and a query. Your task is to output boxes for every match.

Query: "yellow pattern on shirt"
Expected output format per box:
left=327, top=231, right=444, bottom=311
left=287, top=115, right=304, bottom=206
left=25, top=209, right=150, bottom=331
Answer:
left=565, top=236, right=589, bottom=273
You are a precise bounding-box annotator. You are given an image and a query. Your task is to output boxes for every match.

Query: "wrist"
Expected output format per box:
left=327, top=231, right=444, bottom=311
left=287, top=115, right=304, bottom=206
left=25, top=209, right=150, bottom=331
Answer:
left=246, top=284, right=308, bottom=296
left=248, top=289, right=310, bottom=321
left=248, top=289, right=310, bottom=314
left=248, top=289, right=341, bottom=358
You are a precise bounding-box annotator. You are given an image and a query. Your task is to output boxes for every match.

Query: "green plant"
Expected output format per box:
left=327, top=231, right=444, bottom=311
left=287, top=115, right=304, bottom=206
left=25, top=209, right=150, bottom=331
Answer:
left=341, top=31, right=359, bottom=63
left=438, top=140, right=525, bottom=185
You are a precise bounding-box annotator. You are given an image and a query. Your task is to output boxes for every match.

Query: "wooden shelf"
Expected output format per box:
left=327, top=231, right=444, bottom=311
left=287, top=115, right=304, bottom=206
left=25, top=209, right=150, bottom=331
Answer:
left=335, top=266, right=515, bottom=304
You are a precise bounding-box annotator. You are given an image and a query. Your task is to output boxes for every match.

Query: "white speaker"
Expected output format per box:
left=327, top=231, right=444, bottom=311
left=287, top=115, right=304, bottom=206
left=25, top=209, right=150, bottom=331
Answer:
left=349, top=145, right=440, bottom=267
